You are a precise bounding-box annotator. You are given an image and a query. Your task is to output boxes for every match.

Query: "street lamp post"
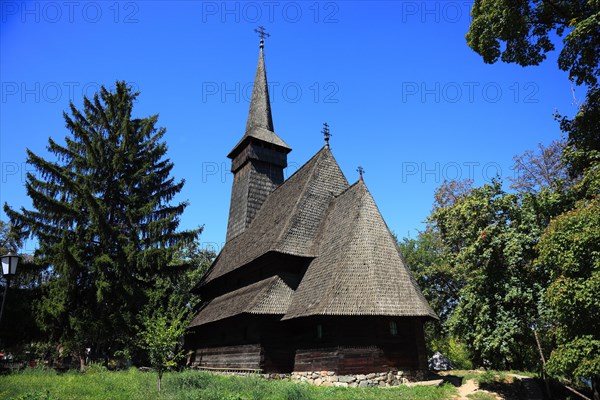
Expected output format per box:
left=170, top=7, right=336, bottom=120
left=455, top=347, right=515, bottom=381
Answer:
left=0, top=252, right=20, bottom=325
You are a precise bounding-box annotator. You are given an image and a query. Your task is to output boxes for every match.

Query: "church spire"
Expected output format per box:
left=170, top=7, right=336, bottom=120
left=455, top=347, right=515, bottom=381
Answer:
left=228, top=27, right=290, bottom=159
left=245, top=27, right=274, bottom=134
left=225, top=29, right=291, bottom=242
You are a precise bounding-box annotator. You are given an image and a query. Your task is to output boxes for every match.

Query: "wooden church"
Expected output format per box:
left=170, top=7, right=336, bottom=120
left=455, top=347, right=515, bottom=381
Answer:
left=186, top=32, right=437, bottom=375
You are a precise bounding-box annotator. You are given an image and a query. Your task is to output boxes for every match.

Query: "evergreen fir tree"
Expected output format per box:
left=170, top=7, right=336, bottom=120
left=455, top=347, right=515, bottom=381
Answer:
left=4, top=81, right=199, bottom=368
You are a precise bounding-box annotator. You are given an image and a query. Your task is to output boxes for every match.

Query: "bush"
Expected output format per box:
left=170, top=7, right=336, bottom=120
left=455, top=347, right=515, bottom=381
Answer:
left=430, top=335, right=474, bottom=369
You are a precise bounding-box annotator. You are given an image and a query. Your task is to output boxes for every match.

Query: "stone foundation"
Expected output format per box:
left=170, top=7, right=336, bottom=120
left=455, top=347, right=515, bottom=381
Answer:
left=283, top=370, right=426, bottom=387
left=193, top=368, right=427, bottom=387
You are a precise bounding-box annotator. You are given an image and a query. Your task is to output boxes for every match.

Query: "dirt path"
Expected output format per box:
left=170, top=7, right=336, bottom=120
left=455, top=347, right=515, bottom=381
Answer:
left=456, top=378, right=480, bottom=399
left=453, top=374, right=544, bottom=400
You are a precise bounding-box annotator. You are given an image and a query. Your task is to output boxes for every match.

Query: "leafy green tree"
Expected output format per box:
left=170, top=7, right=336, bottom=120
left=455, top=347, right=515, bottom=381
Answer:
left=3, top=82, right=199, bottom=369
left=536, top=175, right=600, bottom=397
left=167, top=238, right=214, bottom=312
left=399, top=229, right=460, bottom=325
left=431, top=180, right=545, bottom=369
left=466, top=3, right=599, bottom=382
left=466, top=0, right=599, bottom=88
left=399, top=228, right=474, bottom=368
left=466, top=0, right=600, bottom=180
left=141, top=238, right=214, bottom=369
left=559, top=87, right=600, bottom=178
left=138, top=308, right=189, bottom=392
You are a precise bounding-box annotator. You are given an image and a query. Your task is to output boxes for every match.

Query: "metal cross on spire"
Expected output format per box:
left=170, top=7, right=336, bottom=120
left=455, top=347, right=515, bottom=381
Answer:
left=322, top=122, right=332, bottom=148
left=357, top=166, right=365, bottom=181
left=254, top=26, right=270, bottom=49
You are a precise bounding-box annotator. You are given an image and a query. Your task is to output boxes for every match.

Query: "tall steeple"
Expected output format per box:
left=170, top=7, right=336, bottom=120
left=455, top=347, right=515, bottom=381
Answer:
left=245, top=30, right=274, bottom=136
left=226, top=29, right=292, bottom=242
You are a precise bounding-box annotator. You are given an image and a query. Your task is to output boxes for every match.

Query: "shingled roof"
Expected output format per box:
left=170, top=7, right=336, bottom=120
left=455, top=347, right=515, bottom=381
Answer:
left=283, top=181, right=437, bottom=320
left=195, top=148, right=436, bottom=322
left=228, top=44, right=290, bottom=159
left=193, top=37, right=436, bottom=327
left=200, top=146, right=348, bottom=285
left=189, top=275, right=294, bottom=327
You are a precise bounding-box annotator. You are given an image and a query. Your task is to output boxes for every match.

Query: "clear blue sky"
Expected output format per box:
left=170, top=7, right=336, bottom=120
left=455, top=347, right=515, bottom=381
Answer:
left=1, top=1, right=577, bottom=255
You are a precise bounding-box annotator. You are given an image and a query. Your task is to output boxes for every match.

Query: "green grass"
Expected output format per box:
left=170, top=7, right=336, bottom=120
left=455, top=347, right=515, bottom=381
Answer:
left=466, top=392, right=497, bottom=400
left=0, top=368, right=456, bottom=400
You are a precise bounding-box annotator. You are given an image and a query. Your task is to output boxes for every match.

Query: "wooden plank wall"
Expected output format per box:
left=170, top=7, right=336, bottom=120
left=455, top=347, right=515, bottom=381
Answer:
left=191, top=344, right=262, bottom=370
left=294, top=345, right=420, bottom=373
left=187, top=315, right=429, bottom=373
left=291, top=317, right=426, bottom=373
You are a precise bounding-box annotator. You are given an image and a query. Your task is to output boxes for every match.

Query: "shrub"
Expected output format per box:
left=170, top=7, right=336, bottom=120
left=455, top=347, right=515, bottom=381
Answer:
left=430, top=335, right=474, bottom=369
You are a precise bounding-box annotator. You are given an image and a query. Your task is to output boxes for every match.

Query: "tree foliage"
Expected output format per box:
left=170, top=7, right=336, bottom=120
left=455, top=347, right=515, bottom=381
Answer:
left=460, top=3, right=599, bottom=392
left=410, top=148, right=598, bottom=393
left=0, top=220, right=21, bottom=255
left=466, top=0, right=599, bottom=87
left=536, top=181, right=600, bottom=391
left=399, top=229, right=460, bottom=325
left=3, top=82, right=199, bottom=366
left=138, top=308, right=189, bottom=392
left=560, top=87, right=600, bottom=178
left=0, top=223, right=47, bottom=352
left=430, top=180, right=546, bottom=369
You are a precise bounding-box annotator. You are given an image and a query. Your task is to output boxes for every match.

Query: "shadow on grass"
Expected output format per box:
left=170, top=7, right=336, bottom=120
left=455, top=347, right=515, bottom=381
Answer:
left=434, top=374, right=463, bottom=387
left=478, top=379, right=525, bottom=400
left=435, top=373, right=536, bottom=400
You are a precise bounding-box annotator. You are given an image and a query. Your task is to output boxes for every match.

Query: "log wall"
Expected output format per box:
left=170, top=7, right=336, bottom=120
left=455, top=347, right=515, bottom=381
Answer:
left=186, top=315, right=428, bottom=373
left=191, top=344, right=262, bottom=370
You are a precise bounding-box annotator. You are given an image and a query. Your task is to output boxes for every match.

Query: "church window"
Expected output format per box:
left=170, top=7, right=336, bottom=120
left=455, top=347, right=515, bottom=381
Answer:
left=390, top=321, right=398, bottom=336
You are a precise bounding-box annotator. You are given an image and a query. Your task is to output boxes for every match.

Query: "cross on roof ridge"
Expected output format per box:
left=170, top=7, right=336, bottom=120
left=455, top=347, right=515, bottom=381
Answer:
left=357, top=166, right=365, bottom=181
left=254, top=26, right=270, bottom=48
left=322, top=122, right=332, bottom=148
